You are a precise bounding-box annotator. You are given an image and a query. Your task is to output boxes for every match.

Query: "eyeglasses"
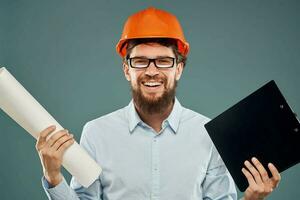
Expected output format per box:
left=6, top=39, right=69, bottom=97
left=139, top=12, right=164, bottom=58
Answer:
left=127, top=57, right=176, bottom=69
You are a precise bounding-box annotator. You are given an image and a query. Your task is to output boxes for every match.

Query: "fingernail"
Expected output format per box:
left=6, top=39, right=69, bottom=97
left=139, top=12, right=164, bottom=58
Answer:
left=268, top=163, right=273, bottom=167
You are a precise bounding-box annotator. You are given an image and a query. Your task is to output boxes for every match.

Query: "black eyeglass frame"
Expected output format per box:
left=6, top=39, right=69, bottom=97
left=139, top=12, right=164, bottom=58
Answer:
left=127, top=56, right=176, bottom=69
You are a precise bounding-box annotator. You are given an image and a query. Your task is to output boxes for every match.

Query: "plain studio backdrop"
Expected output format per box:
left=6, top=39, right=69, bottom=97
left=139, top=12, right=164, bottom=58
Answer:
left=0, top=0, right=299, bottom=199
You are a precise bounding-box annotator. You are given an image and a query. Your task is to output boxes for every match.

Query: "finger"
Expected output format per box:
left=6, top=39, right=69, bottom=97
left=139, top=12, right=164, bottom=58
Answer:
left=36, top=125, right=56, bottom=150
left=51, top=134, right=74, bottom=151
left=57, top=138, right=75, bottom=154
left=242, top=167, right=256, bottom=186
left=47, top=129, right=69, bottom=147
left=251, top=157, right=269, bottom=182
left=244, top=160, right=263, bottom=185
left=268, top=163, right=281, bottom=187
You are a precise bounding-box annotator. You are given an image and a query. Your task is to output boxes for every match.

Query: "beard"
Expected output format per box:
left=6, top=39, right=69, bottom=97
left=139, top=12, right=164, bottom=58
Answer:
left=131, top=74, right=177, bottom=115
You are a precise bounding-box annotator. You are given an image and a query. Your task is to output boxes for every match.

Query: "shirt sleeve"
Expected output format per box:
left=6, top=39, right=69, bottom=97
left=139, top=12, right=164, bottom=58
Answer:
left=201, top=145, right=237, bottom=200
left=42, top=176, right=102, bottom=200
left=42, top=122, right=103, bottom=200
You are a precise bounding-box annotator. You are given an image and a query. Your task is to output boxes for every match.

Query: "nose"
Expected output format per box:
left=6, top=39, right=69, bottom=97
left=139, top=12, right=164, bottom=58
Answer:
left=144, top=62, right=159, bottom=76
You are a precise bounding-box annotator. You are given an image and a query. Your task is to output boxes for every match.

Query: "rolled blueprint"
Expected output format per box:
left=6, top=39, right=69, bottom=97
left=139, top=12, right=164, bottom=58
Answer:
left=0, top=67, right=102, bottom=187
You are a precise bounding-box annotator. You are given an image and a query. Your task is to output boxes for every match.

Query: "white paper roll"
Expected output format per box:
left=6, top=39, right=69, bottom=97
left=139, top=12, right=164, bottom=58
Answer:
left=0, top=67, right=102, bottom=187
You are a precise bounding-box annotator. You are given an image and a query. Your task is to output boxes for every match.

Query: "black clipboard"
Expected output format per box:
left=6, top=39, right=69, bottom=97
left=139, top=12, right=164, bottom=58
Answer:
left=204, top=80, right=300, bottom=191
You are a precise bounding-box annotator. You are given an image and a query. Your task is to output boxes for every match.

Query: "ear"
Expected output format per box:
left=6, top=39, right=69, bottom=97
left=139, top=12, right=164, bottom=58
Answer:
left=123, top=61, right=131, bottom=81
left=175, top=62, right=184, bottom=81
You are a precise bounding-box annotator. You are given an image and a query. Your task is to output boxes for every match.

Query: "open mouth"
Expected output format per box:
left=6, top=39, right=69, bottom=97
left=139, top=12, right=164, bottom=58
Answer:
left=142, top=81, right=163, bottom=88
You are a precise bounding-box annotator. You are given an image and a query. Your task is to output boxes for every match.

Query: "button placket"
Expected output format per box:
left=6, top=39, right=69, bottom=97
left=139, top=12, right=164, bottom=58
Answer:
left=151, top=136, right=160, bottom=199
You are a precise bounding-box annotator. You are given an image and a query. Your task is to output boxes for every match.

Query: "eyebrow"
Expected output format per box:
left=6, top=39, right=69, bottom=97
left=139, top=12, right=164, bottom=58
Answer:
left=130, top=56, right=174, bottom=59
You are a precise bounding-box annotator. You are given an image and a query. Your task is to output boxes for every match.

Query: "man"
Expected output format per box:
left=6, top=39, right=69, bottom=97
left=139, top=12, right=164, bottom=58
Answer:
left=36, top=7, right=281, bottom=200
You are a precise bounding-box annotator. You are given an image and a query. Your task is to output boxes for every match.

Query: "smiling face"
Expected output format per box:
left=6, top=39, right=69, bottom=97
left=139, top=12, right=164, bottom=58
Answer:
left=123, top=43, right=184, bottom=114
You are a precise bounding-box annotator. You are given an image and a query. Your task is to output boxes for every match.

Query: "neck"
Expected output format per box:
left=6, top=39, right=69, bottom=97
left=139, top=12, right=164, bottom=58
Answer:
left=134, top=99, right=174, bottom=133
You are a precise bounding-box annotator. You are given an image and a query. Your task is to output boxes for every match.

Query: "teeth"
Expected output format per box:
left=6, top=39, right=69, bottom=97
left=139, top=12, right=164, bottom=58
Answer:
left=143, top=82, right=161, bottom=87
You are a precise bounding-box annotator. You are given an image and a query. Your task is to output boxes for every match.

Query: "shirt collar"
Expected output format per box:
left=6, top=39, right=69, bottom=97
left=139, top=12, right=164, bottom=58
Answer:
left=127, top=99, right=142, bottom=133
left=165, top=97, right=182, bottom=133
left=127, top=97, right=183, bottom=134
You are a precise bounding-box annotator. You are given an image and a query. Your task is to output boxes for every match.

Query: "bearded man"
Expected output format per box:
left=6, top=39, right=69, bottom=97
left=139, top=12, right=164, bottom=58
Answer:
left=36, top=7, right=281, bottom=200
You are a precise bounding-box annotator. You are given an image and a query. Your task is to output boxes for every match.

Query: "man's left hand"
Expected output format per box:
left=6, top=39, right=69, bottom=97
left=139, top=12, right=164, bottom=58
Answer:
left=242, top=157, right=281, bottom=200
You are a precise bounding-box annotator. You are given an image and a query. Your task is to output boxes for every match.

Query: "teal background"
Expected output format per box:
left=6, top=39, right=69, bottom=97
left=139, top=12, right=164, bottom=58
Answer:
left=0, top=0, right=299, bottom=199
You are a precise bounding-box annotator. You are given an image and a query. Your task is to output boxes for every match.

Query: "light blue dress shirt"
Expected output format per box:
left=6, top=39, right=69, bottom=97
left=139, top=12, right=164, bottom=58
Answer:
left=43, top=98, right=237, bottom=200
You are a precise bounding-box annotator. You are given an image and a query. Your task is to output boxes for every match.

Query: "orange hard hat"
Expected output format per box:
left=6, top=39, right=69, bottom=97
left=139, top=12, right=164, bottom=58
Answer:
left=116, top=7, right=190, bottom=57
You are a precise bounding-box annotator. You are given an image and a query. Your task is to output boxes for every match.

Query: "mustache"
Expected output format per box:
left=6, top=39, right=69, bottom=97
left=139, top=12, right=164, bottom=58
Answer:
left=137, top=74, right=167, bottom=84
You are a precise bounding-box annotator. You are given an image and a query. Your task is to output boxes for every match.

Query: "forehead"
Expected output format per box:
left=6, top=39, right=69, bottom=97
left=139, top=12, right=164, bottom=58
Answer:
left=130, top=43, right=175, bottom=58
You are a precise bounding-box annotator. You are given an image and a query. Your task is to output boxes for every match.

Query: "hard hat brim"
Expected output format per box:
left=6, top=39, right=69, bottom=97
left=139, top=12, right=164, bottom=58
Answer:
left=116, top=36, right=189, bottom=58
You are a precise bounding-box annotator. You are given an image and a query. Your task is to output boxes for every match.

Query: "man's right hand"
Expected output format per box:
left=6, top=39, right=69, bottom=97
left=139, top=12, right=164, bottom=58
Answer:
left=35, top=125, right=75, bottom=187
